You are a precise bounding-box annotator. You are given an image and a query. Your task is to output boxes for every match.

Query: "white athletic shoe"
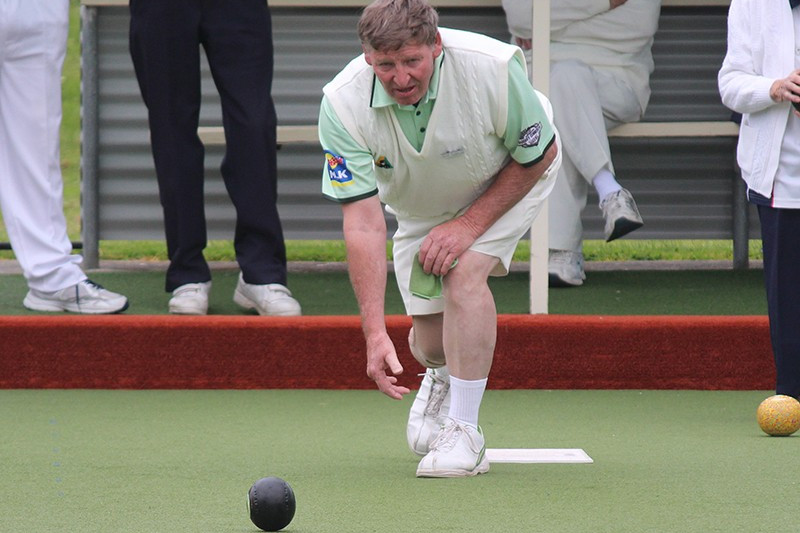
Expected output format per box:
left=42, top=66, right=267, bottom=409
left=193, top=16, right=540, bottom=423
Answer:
left=600, top=188, right=644, bottom=242
left=169, top=281, right=211, bottom=315
left=233, top=273, right=301, bottom=316
left=548, top=249, right=586, bottom=287
left=407, top=367, right=451, bottom=456
left=23, top=279, right=128, bottom=314
left=416, top=417, right=490, bottom=478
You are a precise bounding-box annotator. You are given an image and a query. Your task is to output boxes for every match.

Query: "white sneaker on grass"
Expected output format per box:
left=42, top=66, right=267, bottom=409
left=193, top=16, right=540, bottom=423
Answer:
left=600, top=188, right=643, bottom=242
left=233, top=273, right=301, bottom=316
left=548, top=249, right=586, bottom=287
left=416, top=417, right=490, bottom=478
left=169, top=281, right=211, bottom=315
left=407, top=367, right=451, bottom=456
left=23, top=279, right=128, bottom=314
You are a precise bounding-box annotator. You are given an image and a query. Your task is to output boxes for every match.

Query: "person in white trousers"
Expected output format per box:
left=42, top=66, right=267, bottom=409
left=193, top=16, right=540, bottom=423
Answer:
left=502, top=0, right=660, bottom=286
left=0, top=0, right=128, bottom=313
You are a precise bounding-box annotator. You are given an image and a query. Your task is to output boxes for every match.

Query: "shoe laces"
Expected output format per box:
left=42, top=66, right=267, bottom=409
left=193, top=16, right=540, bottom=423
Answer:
left=82, top=279, right=105, bottom=291
left=429, top=419, right=462, bottom=453
left=601, top=189, right=633, bottom=213
left=550, top=250, right=582, bottom=267
left=76, top=279, right=105, bottom=298
left=424, top=374, right=450, bottom=416
left=550, top=252, right=569, bottom=266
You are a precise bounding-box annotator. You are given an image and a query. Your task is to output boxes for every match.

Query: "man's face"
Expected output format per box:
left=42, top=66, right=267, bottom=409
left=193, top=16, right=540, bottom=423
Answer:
left=364, top=33, right=442, bottom=106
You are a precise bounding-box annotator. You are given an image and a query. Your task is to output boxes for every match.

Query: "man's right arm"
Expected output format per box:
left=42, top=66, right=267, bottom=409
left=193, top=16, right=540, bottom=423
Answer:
left=342, top=195, right=388, bottom=343
left=342, top=196, right=409, bottom=400
left=318, top=96, right=409, bottom=399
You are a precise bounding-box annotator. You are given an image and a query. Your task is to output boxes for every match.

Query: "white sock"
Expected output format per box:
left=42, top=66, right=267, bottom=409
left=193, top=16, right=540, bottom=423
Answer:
left=447, top=376, right=488, bottom=428
left=592, top=169, right=621, bottom=203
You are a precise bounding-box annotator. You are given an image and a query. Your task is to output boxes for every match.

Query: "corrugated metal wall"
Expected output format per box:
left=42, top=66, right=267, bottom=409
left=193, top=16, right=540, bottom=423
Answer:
left=87, top=4, right=753, bottom=241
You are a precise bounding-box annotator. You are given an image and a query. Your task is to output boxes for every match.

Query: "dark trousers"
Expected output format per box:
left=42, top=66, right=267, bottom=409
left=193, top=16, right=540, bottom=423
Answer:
left=129, top=0, right=287, bottom=292
left=757, top=205, right=800, bottom=399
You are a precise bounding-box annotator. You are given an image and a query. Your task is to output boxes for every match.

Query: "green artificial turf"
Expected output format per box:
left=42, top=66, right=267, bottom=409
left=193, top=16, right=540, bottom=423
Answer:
left=0, top=389, right=792, bottom=533
left=0, top=268, right=768, bottom=315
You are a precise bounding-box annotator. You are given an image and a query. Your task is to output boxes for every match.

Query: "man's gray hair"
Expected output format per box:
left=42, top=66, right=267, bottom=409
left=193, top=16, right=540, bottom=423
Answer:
left=357, top=0, right=439, bottom=52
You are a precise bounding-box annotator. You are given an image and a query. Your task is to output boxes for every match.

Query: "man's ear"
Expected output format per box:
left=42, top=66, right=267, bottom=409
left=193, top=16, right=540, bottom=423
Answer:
left=362, top=44, right=373, bottom=65
left=433, top=31, right=443, bottom=58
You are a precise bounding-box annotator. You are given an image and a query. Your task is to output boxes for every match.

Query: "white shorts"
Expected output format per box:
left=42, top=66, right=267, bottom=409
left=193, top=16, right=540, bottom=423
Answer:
left=391, top=150, right=560, bottom=315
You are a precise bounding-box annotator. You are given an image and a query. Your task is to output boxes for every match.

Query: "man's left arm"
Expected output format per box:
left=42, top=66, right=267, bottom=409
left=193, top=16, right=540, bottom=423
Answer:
left=418, top=55, right=558, bottom=276
left=418, top=144, right=557, bottom=276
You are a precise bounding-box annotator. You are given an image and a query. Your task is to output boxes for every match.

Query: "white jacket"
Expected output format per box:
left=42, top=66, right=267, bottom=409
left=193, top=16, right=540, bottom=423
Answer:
left=718, top=0, right=796, bottom=197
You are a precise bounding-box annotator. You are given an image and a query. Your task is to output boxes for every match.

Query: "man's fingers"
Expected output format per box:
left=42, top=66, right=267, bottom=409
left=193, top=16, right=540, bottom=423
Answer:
left=376, top=374, right=410, bottom=399
left=386, top=351, right=404, bottom=375
left=439, top=252, right=456, bottom=275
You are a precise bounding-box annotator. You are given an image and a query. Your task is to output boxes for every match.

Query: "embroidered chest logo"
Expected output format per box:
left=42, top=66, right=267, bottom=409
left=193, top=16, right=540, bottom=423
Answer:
left=325, top=151, right=353, bottom=186
left=518, top=123, right=543, bottom=148
left=375, top=155, right=393, bottom=169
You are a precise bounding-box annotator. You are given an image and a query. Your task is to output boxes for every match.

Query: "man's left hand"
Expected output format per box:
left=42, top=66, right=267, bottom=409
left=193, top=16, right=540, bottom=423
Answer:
left=418, top=217, right=480, bottom=276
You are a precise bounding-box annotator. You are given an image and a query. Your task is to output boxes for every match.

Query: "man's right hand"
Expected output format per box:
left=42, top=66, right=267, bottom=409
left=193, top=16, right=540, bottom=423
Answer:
left=610, top=0, right=628, bottom=8
left=365, top=332, right=411, bottom=400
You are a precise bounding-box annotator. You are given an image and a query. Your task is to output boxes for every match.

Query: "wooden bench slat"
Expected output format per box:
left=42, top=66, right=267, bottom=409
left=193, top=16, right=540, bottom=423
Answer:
left=608, top=121, right=739, bottom=138
left=198, top=121, right=739, bottom=146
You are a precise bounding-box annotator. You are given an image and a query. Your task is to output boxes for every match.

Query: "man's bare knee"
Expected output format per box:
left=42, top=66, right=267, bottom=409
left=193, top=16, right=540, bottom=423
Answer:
left=408, top=325, right=445, bottom=368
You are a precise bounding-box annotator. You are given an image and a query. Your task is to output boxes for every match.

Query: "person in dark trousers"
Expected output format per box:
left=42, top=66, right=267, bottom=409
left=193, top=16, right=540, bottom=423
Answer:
left=129, top=0, right=300, bottom=316
left=719, top=0, right=800, bottom=398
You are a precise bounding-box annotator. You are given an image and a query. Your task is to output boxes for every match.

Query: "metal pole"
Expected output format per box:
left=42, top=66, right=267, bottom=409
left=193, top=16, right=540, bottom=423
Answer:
left=732, top=156, right=749, bottom=270
left=529, top=0, right=550, bottom=314
left=80, top=5, right=100, bottom=269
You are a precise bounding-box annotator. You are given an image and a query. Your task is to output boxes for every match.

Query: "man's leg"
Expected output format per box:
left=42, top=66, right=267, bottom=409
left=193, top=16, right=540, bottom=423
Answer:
left=199, top=1, right=299, bottom=317
left=201, top=0, right=288, bottom=286
left=758, top=206, right=800, bottom=399
left=129, top=0, right=210, bottom=292
left=406, top=313, right=450, bottom=456
left=549, top=60, right=614, bottom=194
left=416, top=250, right=497, bottom=477
left=546, top=154, right=588, bottom=286
left=546, top=60, right=610, bottom=286
left=0, top=0, right=85, bottom=292
left=547, top=59, right=643, bottom=285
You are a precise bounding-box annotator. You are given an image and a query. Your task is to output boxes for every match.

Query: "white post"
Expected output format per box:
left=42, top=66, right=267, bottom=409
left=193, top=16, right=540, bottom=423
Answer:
left=529, top=0, right=550, bottom=314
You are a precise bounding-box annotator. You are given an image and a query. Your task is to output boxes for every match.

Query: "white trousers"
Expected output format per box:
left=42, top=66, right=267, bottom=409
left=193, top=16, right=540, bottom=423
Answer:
left=546, top=59, right=642, bottom=252
left=0, top=0, right=84, bottom=291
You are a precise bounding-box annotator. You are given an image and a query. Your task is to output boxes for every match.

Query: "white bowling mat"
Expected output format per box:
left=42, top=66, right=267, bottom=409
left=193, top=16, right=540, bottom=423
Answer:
left=486, top=448, right=593, bottom=464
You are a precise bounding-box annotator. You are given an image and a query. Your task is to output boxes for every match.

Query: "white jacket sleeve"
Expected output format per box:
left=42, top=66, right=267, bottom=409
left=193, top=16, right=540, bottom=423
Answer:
left=718, top=0, right=777, bottom=114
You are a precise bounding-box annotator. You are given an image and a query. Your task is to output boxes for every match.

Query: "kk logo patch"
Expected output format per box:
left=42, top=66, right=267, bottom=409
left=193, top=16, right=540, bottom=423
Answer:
left=325, top=151, right=353, bottom=186
left=518, top=122, right=542, bottom=148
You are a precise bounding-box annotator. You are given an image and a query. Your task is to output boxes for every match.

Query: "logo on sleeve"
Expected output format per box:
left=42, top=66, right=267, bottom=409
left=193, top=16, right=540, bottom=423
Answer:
left=325, top=151, right=353, bottom=186
left=518, top=123, right=542, bottom=148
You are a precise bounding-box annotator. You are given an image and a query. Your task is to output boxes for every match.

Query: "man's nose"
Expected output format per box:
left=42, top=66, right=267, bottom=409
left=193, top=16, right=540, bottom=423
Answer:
left=394, top=67, right=411, bottom=86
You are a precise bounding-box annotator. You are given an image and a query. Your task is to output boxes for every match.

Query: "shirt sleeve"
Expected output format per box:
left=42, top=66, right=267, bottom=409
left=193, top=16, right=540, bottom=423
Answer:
left=318, top=96, right=379, bottom=203
left=502, top=55, right=557, bottom=167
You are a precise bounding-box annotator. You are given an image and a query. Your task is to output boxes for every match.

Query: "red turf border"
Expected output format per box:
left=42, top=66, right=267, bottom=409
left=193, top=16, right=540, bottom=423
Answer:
left=0, top=315, right=773, bottom=390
